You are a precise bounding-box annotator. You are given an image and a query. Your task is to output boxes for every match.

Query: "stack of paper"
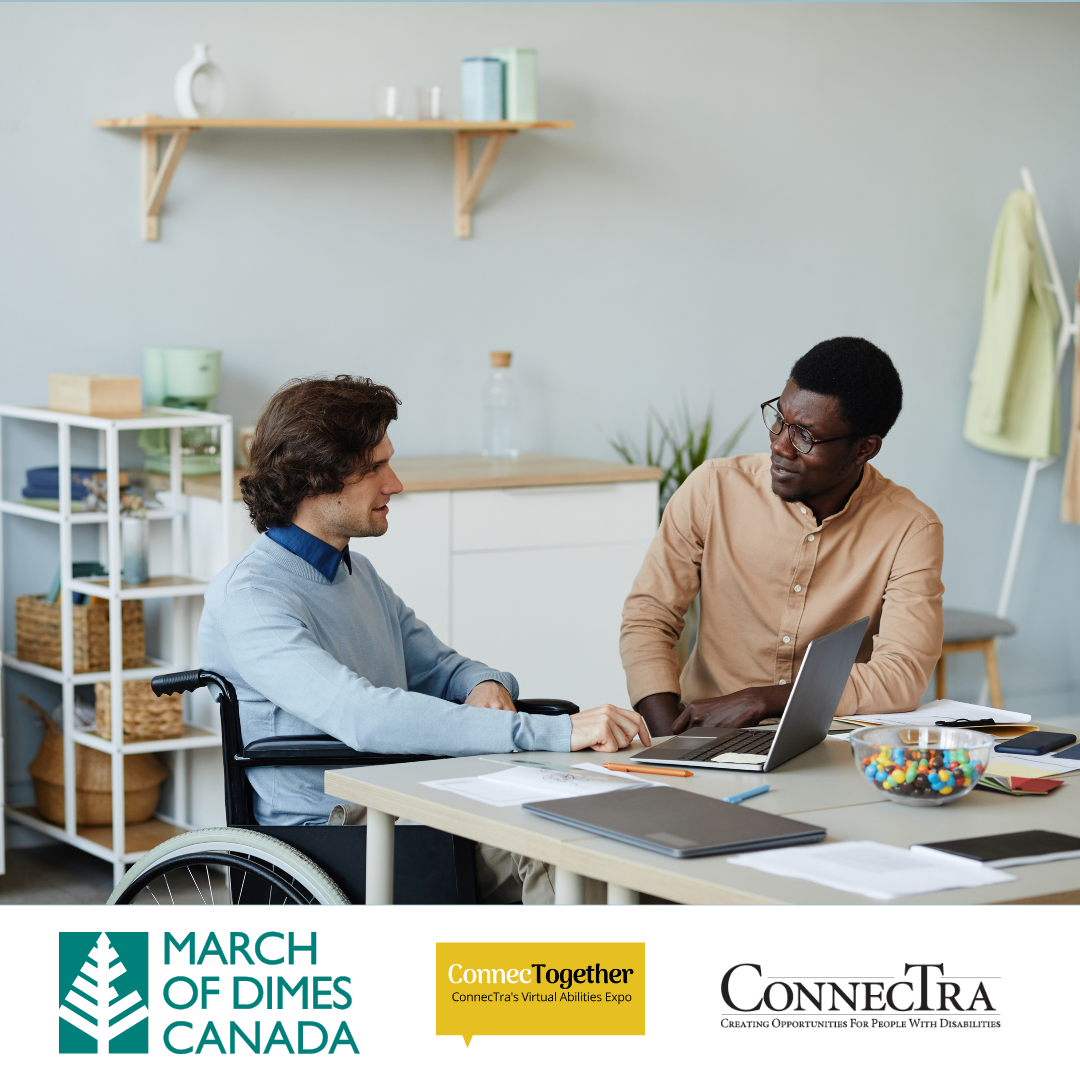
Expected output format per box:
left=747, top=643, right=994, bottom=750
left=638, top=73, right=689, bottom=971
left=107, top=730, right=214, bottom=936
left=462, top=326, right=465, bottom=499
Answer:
left=843, top=699, right=1033, bottom=734
left=421, top=766, right=647, bottom=808
left=977, top=756, right=1076, bottom=796
left=978, top=773, right=1064, bottom=796
left=728, top=840, right=1015, bottom=900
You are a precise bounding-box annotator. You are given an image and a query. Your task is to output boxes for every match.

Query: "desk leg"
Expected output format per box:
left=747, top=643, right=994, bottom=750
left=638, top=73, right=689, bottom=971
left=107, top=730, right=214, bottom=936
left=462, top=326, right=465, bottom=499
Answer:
left=366, top=810, right=395, bottom=905
left=554, top=866, right=584, bottom=904
left=607, top=885, right=639, bottom=905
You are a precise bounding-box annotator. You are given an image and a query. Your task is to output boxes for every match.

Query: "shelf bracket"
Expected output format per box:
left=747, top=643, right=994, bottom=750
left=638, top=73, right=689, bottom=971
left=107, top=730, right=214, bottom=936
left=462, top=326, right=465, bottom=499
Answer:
left=141, top=126, right=190, bottom=240
left=454, top=130, right=515, bottom=239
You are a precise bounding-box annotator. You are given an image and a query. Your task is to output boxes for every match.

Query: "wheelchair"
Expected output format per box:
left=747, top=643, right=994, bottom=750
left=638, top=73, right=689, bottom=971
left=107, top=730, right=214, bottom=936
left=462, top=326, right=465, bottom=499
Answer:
left=107, top=669, right=577, bottom=906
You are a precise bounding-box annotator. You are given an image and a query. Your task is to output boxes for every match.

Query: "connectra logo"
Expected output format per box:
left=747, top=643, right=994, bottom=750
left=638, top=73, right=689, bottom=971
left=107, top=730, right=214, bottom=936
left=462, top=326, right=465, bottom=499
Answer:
left=719, top=963, right=1000, bottom=1030
left=59, top=932, right=150, bottom=1054
left=436, top=942, right=645, bottom=1045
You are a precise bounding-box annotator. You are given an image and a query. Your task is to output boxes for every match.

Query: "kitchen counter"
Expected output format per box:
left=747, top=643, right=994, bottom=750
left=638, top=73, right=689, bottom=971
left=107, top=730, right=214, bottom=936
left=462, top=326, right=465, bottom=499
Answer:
left=174, top=454, right=661, bottom=501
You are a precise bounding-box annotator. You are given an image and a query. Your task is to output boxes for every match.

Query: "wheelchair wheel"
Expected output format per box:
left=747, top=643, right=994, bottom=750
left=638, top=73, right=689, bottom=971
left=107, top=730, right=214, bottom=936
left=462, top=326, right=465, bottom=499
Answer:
left=107, top=828, right=351, bottom=905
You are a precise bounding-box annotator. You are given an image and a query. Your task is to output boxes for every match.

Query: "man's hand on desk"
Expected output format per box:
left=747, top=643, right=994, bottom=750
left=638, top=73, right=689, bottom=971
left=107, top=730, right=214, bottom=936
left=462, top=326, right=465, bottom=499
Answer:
left=570, top=705, right=652, bottom=752
left=465, top=680, right=517, bottom=712
left=672, top=685, right=794, bottom=733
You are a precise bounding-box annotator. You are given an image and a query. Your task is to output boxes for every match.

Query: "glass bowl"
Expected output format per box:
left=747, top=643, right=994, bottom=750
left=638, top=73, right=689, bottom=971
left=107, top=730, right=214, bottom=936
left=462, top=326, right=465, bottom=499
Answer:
left=850, top=727, right=994, bottom=807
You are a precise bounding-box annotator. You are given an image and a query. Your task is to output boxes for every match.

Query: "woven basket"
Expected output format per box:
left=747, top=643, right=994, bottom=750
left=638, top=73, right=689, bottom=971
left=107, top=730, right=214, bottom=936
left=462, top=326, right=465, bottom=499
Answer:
left=15, top=594, right=145, bottom=673
left=26, top=714, right=167, bottom=826
left=95, top=679, right=184, bottom=742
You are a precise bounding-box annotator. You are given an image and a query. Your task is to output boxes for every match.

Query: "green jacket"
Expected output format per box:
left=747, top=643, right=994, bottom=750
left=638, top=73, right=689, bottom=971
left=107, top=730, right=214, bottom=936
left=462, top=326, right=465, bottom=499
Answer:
left=964, top=190, right=1060, bottom=460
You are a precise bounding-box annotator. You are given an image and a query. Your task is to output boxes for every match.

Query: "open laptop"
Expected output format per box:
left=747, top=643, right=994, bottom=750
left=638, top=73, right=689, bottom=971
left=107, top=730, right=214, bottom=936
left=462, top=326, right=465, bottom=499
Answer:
left=630, top=616, right=869, bottom=772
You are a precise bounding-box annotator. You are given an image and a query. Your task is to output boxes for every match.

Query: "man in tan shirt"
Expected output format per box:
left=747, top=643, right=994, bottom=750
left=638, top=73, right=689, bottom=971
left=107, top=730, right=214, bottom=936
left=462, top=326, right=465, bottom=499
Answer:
left=620, top=337, right=944, bottom=735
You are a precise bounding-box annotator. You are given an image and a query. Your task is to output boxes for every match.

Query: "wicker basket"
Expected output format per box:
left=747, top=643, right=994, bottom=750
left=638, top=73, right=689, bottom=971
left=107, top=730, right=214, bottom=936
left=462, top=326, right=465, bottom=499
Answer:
left=94, top=679, right=184, bottom=742
left=26, top=712, right=167, bottom=826
left=15, top=594, right=145, bottom=672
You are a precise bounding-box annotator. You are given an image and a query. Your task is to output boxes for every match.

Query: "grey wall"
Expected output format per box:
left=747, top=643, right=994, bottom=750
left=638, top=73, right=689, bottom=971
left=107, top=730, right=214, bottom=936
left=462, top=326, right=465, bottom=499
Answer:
left=3, top=2, right=1080, bottom=812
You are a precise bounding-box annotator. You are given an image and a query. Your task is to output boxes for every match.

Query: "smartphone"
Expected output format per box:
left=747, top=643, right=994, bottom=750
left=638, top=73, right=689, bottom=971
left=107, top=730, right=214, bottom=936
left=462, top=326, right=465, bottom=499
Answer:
left=995, top=731, right=1076, bottom=756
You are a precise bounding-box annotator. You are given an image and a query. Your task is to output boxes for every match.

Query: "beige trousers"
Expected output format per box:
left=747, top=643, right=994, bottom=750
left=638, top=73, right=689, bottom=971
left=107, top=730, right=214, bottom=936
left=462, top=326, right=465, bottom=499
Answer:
left=327, top=803, right=555, bottom=905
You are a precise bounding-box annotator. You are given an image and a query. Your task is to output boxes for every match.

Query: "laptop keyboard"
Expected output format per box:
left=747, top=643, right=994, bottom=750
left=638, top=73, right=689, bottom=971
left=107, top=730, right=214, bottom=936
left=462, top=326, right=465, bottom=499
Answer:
left=684, top=730, right=776, bottom=760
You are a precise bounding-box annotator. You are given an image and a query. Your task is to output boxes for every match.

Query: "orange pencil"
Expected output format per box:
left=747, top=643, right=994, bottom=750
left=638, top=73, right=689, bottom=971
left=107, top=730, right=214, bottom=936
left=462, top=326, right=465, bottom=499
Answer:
left=603, top=762, right=693, bottom=778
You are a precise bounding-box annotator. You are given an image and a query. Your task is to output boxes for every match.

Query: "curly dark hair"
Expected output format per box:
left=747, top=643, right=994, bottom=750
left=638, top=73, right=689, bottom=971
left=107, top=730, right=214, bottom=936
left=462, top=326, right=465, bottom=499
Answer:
left=789, top=337, right=903, bottom=438
left=240, top=375, right=400, bottom=532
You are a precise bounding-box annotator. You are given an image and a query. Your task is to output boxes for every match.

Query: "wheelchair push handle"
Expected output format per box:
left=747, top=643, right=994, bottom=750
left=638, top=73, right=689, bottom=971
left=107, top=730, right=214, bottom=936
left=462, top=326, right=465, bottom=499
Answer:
left=150, top=669, right=213, bottom=697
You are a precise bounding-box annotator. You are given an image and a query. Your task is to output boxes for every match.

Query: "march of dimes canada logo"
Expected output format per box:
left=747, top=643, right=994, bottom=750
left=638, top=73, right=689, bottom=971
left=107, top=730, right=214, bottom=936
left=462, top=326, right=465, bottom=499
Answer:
left=59, top=932, right=150, bottom=1054
left=58, top=930, right=359, bottom=1056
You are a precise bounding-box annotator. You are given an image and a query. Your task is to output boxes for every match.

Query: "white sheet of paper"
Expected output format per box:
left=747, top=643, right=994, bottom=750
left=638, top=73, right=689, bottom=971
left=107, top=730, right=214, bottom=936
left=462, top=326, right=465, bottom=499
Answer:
left=844, top=699, right=1032, bottom=728
left=728, top=840, right=1015, bottom=900
left=421, top=766, right=645, bottom=808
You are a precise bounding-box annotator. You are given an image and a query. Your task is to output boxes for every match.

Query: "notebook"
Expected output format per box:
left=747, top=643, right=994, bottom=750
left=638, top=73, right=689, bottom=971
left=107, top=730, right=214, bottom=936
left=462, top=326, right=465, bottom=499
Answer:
left=522, top=785, right=826, bottom=858
left=911, top=830, right=1080, bottom=869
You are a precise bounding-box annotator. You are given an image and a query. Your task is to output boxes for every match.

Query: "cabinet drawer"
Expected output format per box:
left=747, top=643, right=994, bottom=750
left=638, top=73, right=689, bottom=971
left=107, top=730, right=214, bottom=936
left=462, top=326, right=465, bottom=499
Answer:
left=451, top=482, right=658, bottom=552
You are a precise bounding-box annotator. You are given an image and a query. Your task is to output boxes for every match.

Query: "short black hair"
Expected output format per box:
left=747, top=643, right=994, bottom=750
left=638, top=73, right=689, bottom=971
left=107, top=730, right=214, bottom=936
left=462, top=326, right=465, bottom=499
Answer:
left=789, top=337, right=903, bottom=438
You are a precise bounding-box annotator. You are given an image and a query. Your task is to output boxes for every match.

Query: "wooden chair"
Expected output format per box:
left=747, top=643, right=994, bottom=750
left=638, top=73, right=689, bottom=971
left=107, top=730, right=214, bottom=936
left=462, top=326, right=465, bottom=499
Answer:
left=936, top=608, right=1017, bottom=709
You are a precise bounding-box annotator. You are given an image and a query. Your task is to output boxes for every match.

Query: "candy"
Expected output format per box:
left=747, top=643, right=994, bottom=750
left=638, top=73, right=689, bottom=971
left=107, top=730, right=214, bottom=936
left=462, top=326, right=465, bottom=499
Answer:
left=857, top=743, right=989, bottom=802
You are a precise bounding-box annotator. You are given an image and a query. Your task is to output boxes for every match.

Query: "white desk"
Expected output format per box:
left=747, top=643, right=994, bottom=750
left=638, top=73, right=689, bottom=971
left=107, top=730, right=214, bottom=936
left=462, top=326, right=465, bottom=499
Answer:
left=324, top=734, right=1080, bottom=905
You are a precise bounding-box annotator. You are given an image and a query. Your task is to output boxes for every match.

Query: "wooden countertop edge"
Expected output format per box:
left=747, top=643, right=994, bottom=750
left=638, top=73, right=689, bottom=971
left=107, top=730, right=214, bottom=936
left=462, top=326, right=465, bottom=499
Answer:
left=399, top=467, right=662, bottom=492
left=179, top=462, right=662, bottom=500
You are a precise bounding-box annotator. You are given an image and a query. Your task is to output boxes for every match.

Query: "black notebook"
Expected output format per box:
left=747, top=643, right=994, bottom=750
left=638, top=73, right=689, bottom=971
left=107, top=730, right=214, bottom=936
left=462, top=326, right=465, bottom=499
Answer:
left=911, top=830, right=1080, bottom=869
left=523, top=785, right=825, bottom=858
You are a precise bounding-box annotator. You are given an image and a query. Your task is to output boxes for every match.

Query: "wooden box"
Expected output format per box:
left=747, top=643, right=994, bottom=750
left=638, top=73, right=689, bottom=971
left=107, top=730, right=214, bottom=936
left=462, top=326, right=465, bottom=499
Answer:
left=48, top=374, right=142, bottom=418
left=15, top=595, right=146, bottom=672
left=95, top=679, right=184, bottom=742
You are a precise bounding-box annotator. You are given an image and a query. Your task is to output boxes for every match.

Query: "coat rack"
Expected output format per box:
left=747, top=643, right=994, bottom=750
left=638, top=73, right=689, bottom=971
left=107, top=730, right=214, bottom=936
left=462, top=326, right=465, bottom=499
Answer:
left=995, top=168, right=1078, bottom=623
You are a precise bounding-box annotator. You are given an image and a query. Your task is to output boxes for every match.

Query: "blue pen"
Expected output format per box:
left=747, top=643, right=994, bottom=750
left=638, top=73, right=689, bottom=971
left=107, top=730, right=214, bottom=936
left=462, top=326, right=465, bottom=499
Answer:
left=722, top=784, right=770, bottom=805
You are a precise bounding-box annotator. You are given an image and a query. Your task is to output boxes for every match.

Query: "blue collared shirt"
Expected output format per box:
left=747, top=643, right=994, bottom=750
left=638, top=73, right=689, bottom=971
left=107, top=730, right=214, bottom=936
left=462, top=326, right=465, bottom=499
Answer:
left=266, top=523, right=352, bottom=582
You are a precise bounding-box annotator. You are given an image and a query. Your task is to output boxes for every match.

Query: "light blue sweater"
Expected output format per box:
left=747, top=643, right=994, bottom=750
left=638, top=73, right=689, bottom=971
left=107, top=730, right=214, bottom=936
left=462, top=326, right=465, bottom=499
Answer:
left=198, top=533, right=572, bottom=825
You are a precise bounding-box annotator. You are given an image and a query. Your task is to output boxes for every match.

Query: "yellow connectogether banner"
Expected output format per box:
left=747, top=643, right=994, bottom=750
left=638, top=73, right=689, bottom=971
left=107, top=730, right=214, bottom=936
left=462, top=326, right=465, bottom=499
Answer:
left=436, top=942, right=645, bottom=1045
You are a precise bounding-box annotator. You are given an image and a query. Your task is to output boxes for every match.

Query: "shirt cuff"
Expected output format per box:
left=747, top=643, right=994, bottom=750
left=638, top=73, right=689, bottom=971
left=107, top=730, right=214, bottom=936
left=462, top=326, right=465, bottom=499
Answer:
left=464, top=669, right=519, bottom=701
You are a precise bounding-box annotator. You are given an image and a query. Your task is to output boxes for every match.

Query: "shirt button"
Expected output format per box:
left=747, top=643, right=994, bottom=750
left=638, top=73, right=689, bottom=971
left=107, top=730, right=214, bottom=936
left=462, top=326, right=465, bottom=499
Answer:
left=778, top=679, right=787, bottom=685
left=782, top=635, right=791, bottom=643
left=807, top=534, right=815, bottom=542
left=800, top=507, right=808, bottom=514
left=794, top=584, right=802, bottom=592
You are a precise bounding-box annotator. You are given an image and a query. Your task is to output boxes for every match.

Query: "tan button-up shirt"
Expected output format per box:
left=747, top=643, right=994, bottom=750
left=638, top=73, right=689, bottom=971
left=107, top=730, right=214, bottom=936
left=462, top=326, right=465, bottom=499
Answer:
left=620, top=454, right=944, bottom=715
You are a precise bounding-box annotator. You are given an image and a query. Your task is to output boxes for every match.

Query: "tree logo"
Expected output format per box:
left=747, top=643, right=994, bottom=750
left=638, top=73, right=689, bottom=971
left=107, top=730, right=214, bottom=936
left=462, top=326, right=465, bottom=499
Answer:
left=59, top=932, right=149, bottom=1053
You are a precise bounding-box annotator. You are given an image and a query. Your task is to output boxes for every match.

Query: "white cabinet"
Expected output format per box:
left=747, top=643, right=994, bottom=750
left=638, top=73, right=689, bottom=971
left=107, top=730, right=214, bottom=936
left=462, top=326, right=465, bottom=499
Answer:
left=351, top=480, right=658, bottom=708
left=350, top=491, right=451, bottom=642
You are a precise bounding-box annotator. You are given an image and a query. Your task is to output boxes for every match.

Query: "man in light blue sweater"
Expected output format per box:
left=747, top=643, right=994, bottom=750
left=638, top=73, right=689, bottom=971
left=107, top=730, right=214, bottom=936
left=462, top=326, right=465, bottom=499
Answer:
left=199, top=375, right=649, bottom=903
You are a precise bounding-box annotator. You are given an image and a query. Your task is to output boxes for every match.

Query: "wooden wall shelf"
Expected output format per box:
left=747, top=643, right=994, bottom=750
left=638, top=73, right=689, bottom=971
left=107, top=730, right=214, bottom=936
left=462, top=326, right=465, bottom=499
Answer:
left=94, top=115, right=574, bottom=240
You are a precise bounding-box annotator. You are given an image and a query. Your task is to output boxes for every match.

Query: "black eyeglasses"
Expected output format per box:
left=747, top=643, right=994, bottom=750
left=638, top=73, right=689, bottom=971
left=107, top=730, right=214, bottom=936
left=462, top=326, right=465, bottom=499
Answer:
left=761, top=398, right=858, bottom=455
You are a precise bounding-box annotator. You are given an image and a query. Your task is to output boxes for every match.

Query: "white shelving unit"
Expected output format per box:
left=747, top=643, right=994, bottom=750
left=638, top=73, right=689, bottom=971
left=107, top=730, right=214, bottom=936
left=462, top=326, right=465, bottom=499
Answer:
left=0, top=403, right=232, bottom=884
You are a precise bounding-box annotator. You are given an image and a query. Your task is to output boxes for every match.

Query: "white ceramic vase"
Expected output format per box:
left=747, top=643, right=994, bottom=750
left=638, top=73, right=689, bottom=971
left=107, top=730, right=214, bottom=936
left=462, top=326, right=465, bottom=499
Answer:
left=174, top=44, right=226, bottom=119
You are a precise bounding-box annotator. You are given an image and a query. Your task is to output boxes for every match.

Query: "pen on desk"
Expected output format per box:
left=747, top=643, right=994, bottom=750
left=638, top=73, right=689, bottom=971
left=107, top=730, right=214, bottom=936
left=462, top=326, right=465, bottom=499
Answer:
left=602, top=762, right=693, bottom=778
left=722, top=784, right=770, bottom=804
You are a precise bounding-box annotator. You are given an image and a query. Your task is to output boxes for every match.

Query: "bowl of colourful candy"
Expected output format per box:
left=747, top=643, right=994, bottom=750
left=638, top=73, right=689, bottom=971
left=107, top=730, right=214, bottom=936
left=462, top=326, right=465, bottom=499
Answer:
left=850, top=727, right=994, bottom=806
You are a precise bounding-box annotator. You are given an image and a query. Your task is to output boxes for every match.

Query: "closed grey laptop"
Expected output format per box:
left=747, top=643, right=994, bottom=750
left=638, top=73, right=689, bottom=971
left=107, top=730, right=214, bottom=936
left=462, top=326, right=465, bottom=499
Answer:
left=630, top=617, right=870, bottom=773
left=523, top=785, right=825, bottom=858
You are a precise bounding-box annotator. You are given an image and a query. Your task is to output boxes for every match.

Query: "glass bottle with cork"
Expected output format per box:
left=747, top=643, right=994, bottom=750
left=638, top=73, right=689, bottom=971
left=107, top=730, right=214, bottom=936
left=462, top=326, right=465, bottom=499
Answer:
left=482, top=350, right=519, bottom=458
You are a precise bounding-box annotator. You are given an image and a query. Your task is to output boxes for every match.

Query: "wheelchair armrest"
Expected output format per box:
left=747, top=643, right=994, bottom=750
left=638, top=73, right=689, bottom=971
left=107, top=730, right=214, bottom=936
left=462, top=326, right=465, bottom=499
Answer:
left=238, top=735, right=444, bottom=769
left=514, top=698, right=579, bottom=716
